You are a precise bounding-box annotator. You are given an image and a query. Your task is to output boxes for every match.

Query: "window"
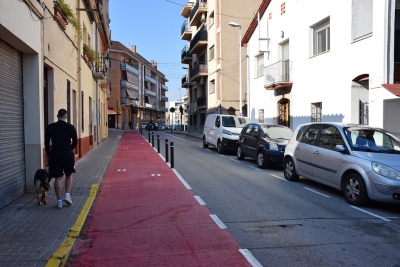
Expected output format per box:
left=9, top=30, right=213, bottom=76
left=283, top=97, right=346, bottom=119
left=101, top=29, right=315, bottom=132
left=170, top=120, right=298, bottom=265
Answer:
left=193, top=113, right=198, bottom=125
left=359, top=101, right=369, bottom=125
left=251, top=125, right=260, bottom=137
left=258, top=109, right=264, bottom=123
left=312, top=19, right=330, bottom=56
left=317, top=125, right=339, bottom=150
left=209, top=45, right=215, bottom=60
left=245, top=125, right=254, bottom=135
left=269, top=13, right=272, bottom=20
left=311, top=102, right=322, bottom=122
left=209, top=12, right=214, bottom=26
left=67, top=80, right=71, bottom=123
left=281, top=2, right=285, bottom=15
left=210, top=80, right=215, bottom=93
left=256, top=54, right=264, bottom=77
left=300, top=125, right=320, bottom=145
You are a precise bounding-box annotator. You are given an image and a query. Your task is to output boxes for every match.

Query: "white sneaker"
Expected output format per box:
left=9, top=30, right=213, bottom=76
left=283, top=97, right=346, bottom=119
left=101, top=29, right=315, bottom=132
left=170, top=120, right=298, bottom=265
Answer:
left=57, top=199, right=63, bottom=209
left=64, top=194, right=72, bottom=205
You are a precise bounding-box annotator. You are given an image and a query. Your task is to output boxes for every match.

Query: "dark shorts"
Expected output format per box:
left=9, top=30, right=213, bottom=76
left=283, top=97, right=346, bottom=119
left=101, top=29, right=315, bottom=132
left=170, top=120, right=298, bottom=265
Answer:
left=48, top=149, right=75, bottom=178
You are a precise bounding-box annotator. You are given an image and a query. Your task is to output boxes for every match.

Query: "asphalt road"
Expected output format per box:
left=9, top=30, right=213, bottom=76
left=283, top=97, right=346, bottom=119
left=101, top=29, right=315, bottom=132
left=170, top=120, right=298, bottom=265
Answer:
left=146, top=130, right=400, bottom=267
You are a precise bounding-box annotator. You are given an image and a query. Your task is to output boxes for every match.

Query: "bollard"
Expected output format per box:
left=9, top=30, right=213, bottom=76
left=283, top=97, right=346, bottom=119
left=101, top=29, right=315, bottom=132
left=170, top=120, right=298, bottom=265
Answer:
left=170, top=141, right=174, bottom=169
left=148, top=131, right=150, bottom=143
left=165, top=139, right=169, bottom=163
left=157, top=135, right=160, bottom=153
left=171, top=126, right=172, bottom=134
left=152, top=132, right=154, bottom=147
left=140, top=127, right=142, bottom=135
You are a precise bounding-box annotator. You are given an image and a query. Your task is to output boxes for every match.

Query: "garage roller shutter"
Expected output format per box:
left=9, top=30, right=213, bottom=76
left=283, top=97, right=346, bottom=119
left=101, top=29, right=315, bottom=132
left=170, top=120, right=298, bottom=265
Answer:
left=0, top=39, right=26, bottom=208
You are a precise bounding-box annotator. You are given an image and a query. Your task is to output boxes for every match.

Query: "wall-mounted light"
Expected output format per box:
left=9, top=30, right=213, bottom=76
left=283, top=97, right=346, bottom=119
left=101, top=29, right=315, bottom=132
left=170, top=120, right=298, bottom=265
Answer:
left=281, top=31, right=284, bottom=38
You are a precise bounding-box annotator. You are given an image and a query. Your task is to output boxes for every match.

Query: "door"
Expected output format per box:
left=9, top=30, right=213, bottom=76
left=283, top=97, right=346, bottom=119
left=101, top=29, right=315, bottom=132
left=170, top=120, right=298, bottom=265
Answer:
left=241, top=124, right=254, bottom=155
left=278, top=98, right=290, bottom=127
left=108, top=115, right=115, bottom=128
left=294, top=124, right=321, bottom=177
left=248, top=125, right=260, bottom=158
left=281, top=42, right=290, bottom=82
left=0, top=39, right=26, bottom=208
left=210, top=115, right=220, bottom=145
left=312, top=125, right=345, bottom=187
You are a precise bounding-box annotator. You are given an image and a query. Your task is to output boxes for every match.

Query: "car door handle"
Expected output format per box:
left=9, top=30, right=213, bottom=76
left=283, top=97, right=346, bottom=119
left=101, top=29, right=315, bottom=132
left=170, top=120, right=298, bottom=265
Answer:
left=314, top=151, right=319, bottom=155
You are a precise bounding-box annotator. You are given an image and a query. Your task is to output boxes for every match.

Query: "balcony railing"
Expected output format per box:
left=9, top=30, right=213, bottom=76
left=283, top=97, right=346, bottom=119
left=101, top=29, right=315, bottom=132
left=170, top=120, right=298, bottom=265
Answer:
left=197, top=95, right=207, bottom=108
left=182, top=74, right=188, bottom=86
left=145, top=75, right=157, bottom=85
left=120, top=80, right=139, bottom=91
left=181, top=46, right=192, bottom=63
left=161, top=84, right=168, bottom=91
left=181, top=20, right=188, bottom=36
left=145, top=89, right=157, bottom=97
left=189, top=0, right=207, bottom=23
left=120, top=62, right=139, bottom=75
left=121, top=97, right=136, bottom=105
left=190, top=31, right=207, bottom=53
left=190, top=64, right=207, bottom=80
left=264, top=60, right=293, bottom=89
left=92, top=53, right=108, bottom=80
left=161, top=96, right=168, bottom=102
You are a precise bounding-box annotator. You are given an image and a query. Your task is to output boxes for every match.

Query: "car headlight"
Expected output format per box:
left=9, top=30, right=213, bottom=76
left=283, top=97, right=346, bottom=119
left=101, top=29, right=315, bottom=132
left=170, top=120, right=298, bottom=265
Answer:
left=269, top=143, right=278, bottom=151
left=371, top=162, right=400, bottom=180
left=222, top=129, right=232, bottom=135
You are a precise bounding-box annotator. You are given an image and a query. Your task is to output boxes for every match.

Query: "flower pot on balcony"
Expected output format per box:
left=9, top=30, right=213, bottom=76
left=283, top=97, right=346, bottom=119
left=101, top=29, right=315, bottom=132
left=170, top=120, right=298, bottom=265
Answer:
left=83, top=52, right=93, bottom=69
left=54, top=7, right=67, bottom=30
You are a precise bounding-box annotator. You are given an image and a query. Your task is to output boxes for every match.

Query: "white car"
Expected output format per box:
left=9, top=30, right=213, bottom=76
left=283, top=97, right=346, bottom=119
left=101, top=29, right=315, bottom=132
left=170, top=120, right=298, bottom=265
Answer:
left=203, top=114, right=251, bottom=154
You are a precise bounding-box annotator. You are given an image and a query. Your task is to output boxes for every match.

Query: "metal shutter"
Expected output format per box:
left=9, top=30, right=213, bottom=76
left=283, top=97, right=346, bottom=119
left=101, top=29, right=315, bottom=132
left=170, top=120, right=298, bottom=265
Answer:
left=0, top=39, right=26, bottom=208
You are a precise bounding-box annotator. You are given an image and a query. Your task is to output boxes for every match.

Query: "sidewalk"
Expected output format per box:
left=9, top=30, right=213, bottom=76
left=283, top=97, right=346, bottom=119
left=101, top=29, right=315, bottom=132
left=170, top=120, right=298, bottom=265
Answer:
left=0, top=129, right=123, bottom=267
left=66, top=132, right=251, bottom=266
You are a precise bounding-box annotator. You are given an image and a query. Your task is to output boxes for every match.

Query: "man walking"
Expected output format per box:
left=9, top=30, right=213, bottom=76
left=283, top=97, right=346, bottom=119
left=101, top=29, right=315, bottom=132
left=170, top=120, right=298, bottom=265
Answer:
left=45, top=109, right=78, bottom=208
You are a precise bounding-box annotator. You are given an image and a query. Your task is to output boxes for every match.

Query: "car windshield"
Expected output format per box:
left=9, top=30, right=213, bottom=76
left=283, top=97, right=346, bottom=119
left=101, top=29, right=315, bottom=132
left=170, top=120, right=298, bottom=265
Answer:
left=261, top=125, right=293, bottom=139
left=222, top=117, right=251, bottom=127
left=344, top=127, right=400, bottom=153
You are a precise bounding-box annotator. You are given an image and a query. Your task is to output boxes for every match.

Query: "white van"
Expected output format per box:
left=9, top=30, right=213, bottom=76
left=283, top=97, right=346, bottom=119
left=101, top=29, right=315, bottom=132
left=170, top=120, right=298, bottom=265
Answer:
left=203, top=114, right=251, bottom=153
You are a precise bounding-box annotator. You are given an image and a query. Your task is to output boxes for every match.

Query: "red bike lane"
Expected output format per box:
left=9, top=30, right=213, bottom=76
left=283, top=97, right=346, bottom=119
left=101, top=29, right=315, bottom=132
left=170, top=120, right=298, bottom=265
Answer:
left=67, top=132, right=252, bottom=267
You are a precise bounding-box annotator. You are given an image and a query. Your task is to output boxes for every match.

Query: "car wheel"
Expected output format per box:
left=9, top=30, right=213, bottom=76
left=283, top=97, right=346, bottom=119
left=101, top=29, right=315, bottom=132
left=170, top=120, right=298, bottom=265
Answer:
left=217, top=140, right=225, bottom=154
left=203, top=136, right=208, bottom=148
left=284, top=157, right=299, bottom=181
left=256, top=150, right=269, bottom=169
left=344, top=173, right=369, bottom=206
left=237, top=146, right=245, bottom=160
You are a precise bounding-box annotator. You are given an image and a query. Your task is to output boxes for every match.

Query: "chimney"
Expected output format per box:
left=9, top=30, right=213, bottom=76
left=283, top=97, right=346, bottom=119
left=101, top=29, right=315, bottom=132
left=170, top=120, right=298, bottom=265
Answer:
left=150, top=60, right=157, bottom=69
left=131, top=45, right=136, bottom=53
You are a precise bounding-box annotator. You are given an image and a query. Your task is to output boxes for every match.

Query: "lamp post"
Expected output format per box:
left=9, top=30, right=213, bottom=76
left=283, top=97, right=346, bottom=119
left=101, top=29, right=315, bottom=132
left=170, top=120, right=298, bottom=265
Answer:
left=229, top=22, right=242, bottom=116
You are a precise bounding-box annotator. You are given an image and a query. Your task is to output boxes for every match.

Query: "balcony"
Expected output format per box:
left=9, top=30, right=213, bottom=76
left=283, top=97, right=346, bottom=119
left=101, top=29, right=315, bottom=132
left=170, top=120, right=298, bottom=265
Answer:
left=189, top=0, right=207, bottom=27
left=181, top=46, right=192, bottom=64
left=181, top=20, right=192, bottom=41
left=182, top=74, right=189, bottom=87
left=92, top=54, right=108, bottom=80
left=161, top=107, right=169, bottom=112
left=180, top=3, right=192, bottom=18
left=145, top=89, right=157, bottom=97
left=120, top=80, right=139, bottom=91
left=161, top=84, right=168, bottom=91
left=120, top=62, right=139, bottom=75
left=145, top=75, right=157, bottom=85
left=189, top=30, right=207, bottom=54
left=161, top=96, right=168, bottom=102
left=264, top=60, right=293, bottom=90
left=145, top=103, right=157, bottom=109
left=121, top=97, right=137, bottom=105
left=190, top=64, right=208, bottom=81
left=197, top=95, right=207, bottom=109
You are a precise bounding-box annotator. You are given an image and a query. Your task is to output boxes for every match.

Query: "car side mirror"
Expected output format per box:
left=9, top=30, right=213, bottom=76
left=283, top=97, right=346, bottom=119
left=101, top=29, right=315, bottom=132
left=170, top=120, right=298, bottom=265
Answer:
left=335, top=144, right=346, bottom=152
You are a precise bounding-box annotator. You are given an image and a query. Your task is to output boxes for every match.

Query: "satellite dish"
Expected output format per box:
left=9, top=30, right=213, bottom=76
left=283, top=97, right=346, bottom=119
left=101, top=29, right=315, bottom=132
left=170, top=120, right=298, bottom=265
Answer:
left=266, top=75, right=274, bottom=83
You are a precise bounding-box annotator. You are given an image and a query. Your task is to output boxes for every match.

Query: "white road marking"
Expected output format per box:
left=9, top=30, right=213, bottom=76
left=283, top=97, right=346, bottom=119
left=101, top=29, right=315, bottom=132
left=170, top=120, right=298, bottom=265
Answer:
left=122, top=169, right=126, bottom=172
left=239, top=249, right=263, bottom=267
left=219, top=154, right=224, bottom=157
left=303, top=187, right=330, bottom=198
left=117, top=169, right=121, bottom=172
left=165, top=133, right=186, bottom=142
left=270, top=174, right=288, bottom=182
left=157, top=174, right=161, bottom=176
left=247, top=165, right=260, bottom=171
left=351, top=206, right=391, bottom=222
left=172, top=169, right=192, bottom=189
left=210, top=214, right=227, bottom=229
left=194, top=196, right=206, bottom=205
left=199, top=146, right=202, bottom=148
left=230, top=159, right=240, bottom=163
left=151, top=174, right=155, bottom=177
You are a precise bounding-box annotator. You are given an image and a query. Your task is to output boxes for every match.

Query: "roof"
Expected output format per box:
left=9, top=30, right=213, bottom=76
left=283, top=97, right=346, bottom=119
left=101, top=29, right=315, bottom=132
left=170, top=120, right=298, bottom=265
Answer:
left=241, top=0, right=271, bottom=47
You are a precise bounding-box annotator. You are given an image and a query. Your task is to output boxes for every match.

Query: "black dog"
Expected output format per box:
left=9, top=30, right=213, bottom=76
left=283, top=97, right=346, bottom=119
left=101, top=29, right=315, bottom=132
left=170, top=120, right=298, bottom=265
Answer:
left=34, top=169, right=51, bottom=205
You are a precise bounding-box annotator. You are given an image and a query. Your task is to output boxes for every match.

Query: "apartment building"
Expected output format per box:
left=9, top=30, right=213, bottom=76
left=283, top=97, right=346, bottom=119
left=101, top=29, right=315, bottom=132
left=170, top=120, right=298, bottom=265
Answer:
left=109, top=42, right=169, bottom=130
left=180, top=0, right=263, bottom=134
left=168, top=97, right=188, bottom=127
left=0, top=0, right=110, bottom=208
left=242, top=0, right=400, bottom=138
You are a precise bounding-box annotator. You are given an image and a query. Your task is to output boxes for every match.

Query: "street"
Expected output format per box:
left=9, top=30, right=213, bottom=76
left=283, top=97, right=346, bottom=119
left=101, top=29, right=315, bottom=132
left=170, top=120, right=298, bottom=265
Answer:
left=154, top=130, right=400, bottom=267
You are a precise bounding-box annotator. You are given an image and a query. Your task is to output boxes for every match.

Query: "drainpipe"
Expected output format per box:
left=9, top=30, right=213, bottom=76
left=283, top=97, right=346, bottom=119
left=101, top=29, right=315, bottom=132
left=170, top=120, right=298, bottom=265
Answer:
left=77, top=0, right=82, bottom=156
left=95, top=15, right=100, bottom=144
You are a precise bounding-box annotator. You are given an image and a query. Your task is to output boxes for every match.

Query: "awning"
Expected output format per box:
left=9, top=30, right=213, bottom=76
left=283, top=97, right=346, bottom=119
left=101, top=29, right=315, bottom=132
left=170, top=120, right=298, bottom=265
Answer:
left=382, top=84, right=400, bottom=97
left=352, top=74, right=369, bottom=82
left=126, top=88, right=139, bottom=100
left=107, top=108, right=117, bottom=115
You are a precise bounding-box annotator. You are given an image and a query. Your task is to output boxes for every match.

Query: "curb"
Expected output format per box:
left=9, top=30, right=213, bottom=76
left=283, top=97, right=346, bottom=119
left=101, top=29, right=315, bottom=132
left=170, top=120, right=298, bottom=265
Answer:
left=45, top=184, right=99, bottom=267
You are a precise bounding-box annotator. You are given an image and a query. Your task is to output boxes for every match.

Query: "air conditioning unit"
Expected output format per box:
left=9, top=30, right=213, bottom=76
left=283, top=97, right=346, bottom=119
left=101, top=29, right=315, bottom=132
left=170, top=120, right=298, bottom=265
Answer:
left=200, top=13, right=206, bottom=23
left=199, top=77, right=205, bottom=84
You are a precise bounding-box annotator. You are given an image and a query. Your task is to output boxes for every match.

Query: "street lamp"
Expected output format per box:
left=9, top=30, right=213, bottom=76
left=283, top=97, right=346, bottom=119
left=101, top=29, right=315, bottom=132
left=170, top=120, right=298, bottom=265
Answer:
left=229, top=22, right=242, bottom=116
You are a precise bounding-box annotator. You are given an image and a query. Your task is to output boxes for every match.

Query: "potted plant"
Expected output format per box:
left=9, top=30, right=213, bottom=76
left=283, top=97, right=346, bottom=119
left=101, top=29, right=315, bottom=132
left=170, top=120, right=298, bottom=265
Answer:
left=83, top=44, right=100, bottom=68
left=54, top=0, right=82, bottom=42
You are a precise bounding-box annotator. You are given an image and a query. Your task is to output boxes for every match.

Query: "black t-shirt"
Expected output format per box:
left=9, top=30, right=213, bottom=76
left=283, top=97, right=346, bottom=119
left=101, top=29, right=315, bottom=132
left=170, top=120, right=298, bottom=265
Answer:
left=45, top=120, right=78, bottom=156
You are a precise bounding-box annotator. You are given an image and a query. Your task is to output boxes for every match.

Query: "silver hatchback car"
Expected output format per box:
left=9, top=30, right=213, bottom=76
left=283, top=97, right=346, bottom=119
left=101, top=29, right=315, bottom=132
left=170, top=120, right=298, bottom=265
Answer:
left=283, top=123, right=400, bottom=206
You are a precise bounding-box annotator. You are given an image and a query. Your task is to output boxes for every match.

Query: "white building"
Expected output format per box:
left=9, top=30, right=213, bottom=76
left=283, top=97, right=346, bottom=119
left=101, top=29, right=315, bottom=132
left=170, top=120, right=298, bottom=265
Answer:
left=242, top=0, right=400, bottom=138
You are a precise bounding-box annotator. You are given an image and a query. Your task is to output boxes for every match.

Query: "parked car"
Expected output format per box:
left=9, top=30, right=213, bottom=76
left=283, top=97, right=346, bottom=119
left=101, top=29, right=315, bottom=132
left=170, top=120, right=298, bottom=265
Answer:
left=158, top=124, right=166, bottom=130
left=283, top=122, right=400, bottom=206
left=173, top=124, right=181, bottom=131
left=203, top=114, right=251, bottom=154
left=237, top=123, right=293, bottom=168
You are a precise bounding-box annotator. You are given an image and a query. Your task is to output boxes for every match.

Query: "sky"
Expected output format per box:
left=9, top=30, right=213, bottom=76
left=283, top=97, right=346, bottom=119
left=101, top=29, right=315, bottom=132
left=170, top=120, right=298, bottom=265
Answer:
left=109, top=0, right=189, bottom=108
